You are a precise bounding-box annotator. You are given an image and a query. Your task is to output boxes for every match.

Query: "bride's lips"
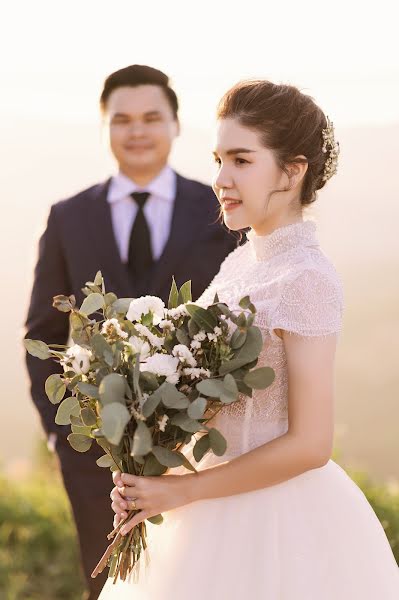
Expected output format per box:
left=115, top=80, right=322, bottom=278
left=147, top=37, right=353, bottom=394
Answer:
left=221, top=197, right=243, bottom=212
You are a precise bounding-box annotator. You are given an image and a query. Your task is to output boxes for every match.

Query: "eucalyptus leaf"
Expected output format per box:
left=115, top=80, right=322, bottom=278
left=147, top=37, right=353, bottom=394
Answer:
left=112, top=298, right=134, bottom=315
left=143, top=453, right=168, bottom=476
left=147, top=514, right=164, bottom=525
left=170, top=413, right=203, bottom=433
left=52, top=295, right=75, bottom=312
left=45, top=374, right=66, bottom=404
left=230, top=328, right=247, bottom=350
left=176, top=328, right=190, bottom=347
left=101, top=402, right=130, bottom=445
left=139, top=371, right=159, bottom=391
left=24, top=339, right=51, bottom=360
left=160, top=382, right=189, bottom=409
left=67, top=433, right=92, bottom=453
left=193, top=433, right=211, bottom=462
left=142, top=393, right=162, bottom=418
left=81, top=406, right=98, bottom=426
left=188, top=317, right=199, bottom=337
left=99, top=373, right=126, bottom=406
left=196, top=378, right=225, bottom=398
left=243, top=367, right=275, bottom=389
left=76, top=382, right=99, bottom=399
left=80, top=293, right=105, bottom=316
left=94, top=271, right=103, bottom=286
left=91, top=333, right=114, bottom=366
left=221, top=373, right=238, bottom=404
left=208, top=428, right=227, bottom=456
left=104, top=292, right=118, bottom=307
left=187, top=397, right=207, bottom=420
left=131, top=421, right=152, bottom=456
left=96, top=454, right=114, bottom=468
left=236, top=326, right=263, bottom=362
left=71, top=423, right=92, bottom=436
left=55, top=397, right=80, bottom=425
left=151, top=446, right=185, bottom=468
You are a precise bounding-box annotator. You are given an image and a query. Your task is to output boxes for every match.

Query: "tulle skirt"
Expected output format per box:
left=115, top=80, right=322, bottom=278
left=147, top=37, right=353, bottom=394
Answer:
left=99, top=457, right=399, bottom=599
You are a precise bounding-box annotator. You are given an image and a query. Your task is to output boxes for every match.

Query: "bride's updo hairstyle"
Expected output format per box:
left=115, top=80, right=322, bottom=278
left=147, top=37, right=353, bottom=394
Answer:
left=216, top=80, right=338, bottom=205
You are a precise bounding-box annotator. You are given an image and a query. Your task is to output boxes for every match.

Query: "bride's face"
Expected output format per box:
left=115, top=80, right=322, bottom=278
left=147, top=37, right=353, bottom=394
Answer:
left=212, top=118, right=289, bottom=233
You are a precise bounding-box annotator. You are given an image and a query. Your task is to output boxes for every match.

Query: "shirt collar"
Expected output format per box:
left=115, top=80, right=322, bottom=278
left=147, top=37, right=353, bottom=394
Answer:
left=107, top=165, right=177, bottom=204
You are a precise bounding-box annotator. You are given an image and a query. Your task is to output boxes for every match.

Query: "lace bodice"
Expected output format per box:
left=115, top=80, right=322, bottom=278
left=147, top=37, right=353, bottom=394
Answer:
left=196, top=221, right=344, bottom=458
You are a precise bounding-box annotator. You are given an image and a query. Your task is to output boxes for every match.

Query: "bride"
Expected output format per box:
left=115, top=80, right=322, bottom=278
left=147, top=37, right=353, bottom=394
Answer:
left=99, top=79, right=399, bottom=598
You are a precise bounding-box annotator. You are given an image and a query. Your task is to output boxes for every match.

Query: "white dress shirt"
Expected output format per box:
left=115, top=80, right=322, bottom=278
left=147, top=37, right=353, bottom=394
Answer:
left=107, top=166, right=177, bottom=263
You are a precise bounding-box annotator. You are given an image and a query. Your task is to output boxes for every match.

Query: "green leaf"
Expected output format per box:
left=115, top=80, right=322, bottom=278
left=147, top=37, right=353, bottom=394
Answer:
left=24, top=339, right=51, bottom=360
left=71, top=423, right=92, bottom=436
left=243, top=367, right=275, bottom=389
left=55, top=397, right=80, bottom=425
left=221, top=374, right=238, bottom=404
left=132, top=421, right=153, bottom=456
left=188, top=317, right=199, bottom=337
left=213, top=292, right=220, bottom=304
left=180, top=454, right=197, bottom=473
left=168, top=277, right=179, bottom=309
left=187, top=397, right=207, bottom=420
left=81, top=406, right=98, bottom=426
left=230, top=328, right=247, bottom=350
left=159, top=382, right=189, bottom=409
left=185, top=304, right=217, bottom=333
left=112, top=298, right=134, bottom=315
left=142, top=393, right=162, bottom=418
left=104, top=292, right=118, bottom=307
left=67, top=433, right=92, bottom=452
left=147, top=514, right=164, bottom=525
left=176, top=328, right=190, bottom=347
left=219, top=357, right=250, bottom=375
left=91, top=333, right=114, bottom=366
left=151, top=446, right=185, bottom=468
left=80, top=293, right=105, bottom=316
left=52, top=295, right=75, bottom=312
left=101, top=402, right=130, bottom=445
left=99, top=373, right=126, bottom=406
left=143, top=453, right=168, bottom=476
left=196, top=378, right=225, bottom=398
left=177, top=280, right=192, bottom=305
left=45, top=374, right=66, bottom=404
left=76, top=382, right=99, bottom=399
left=208, top=428, right=227, bottom=456
left=94, top=271, right=103, bottom=286
left=236, top=326, right=263, bottom=362
left=170, top=413, right=203, bottom=433
left=96, top=454, right=114, bottom=468
left=139, top=371, right=159, bottom=391
left=193, top=434, right=211, bottom=462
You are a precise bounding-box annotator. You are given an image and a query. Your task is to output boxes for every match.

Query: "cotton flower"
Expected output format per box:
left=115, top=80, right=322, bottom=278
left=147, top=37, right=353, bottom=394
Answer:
left=140, top=354, right=180, bottom=384
left=134, top=323, right=165, bottom=349
left=158, top=319, right=176, bottom=332
left=167, top=304, right=189, bottom=319
left=172, top=344, right=197, bottom=367
left=182, top=367, right=211, bottom=380
left=158, top=415, right=169, bottom=432
left=194, top=331, right=206, bottom=342
left=127, top=336, right=151, bottom=361
left=207, top=332, right=218, bottom=342
left=213, top=326, right=222, bottom=337
left=190, top=340, right=201, bottom=350
left=62, top=344, right=92, bottom=375
left=127, top=296, right=165, bottom=325
left=101, top=318, right=128, bottom=342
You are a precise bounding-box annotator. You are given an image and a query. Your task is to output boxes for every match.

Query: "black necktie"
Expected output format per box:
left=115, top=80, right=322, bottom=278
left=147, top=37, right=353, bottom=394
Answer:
left=128, top=191, right=153, bottom=295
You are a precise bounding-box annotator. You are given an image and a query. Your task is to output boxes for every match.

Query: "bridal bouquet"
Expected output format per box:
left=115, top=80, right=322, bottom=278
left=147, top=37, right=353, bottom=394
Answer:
left=24, top=272, right=275, bottom=583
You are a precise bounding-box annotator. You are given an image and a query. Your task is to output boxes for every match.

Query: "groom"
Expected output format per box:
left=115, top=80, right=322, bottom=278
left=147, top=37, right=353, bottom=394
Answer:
left=25, top=64, right=236, bottom=599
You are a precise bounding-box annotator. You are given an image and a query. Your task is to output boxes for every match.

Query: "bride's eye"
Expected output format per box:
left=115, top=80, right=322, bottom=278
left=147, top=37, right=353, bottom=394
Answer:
left=235, top=157, right=249, bottom=166
left=214, top=157, right=221, bottom=165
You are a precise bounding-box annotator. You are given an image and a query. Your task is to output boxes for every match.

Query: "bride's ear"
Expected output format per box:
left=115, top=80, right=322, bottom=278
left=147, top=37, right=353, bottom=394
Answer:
left=286, top=156, right=308, bottom=189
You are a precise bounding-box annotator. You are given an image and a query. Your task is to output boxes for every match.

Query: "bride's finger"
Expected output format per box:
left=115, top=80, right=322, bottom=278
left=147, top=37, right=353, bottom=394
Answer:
left=120, top=511, right=148, bottom=535
left=111, top=501, right=128, bottom=518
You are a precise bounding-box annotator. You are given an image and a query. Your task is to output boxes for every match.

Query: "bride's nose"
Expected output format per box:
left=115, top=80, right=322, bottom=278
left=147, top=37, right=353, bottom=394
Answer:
left=213, top=166, right=234, bottom=192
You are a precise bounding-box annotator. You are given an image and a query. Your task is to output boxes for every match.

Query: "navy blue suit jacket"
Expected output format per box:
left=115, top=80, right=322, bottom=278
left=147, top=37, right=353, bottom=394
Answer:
left=25, top=173, right=237, bottom=435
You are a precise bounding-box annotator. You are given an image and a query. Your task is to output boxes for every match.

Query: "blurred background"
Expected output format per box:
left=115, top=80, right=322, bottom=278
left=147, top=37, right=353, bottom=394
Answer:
left=0, top=0, right=398, bottom=597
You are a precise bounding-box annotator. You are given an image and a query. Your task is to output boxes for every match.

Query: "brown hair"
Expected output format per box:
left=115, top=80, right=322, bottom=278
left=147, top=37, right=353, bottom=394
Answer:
left=100, top=64, right=179, bottom=119
left=217, top=80, right=332, bottom=205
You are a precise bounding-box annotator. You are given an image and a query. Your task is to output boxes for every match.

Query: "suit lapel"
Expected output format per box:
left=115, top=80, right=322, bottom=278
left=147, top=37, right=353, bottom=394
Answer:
left=148, top=174, right=204, bottom=297
left=85, top=179, right=135, bottom=297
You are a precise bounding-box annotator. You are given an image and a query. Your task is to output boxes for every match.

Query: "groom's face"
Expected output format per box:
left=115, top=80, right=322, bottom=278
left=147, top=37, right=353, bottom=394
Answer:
left=104, top=85, right=179, bottom=176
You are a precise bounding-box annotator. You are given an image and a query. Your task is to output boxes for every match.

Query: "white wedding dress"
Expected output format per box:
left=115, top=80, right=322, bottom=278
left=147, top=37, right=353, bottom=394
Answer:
left=100, top=221, right=399, bottom=599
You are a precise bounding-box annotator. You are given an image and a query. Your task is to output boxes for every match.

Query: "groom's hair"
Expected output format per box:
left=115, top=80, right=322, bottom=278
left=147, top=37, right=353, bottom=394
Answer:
left=100, top=64, right=179, bottom=118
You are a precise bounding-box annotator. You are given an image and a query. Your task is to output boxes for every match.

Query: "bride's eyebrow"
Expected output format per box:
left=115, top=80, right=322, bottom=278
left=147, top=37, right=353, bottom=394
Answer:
left=212, top=148, right=256, bottom=157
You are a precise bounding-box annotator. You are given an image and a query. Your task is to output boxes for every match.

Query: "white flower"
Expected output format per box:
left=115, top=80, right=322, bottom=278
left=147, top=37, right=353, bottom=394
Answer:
left=127, top=336, right=151, bottom=361
left=213, top=326, right=222, bottom=337
left=172, top=344, right=197, bottom=367
left=167, top=304, right=189, bottom=319
left=62, top=344, right=92, bottom=375
left=183, top=367, right=211, bottom=380
left=207, top=332, right=217, bottom=342
left=190, top=339, right=201, bottom=350
left=158, top=415, right=169, bottom=432
left=134, top=323, right=165, bottom=349
left=158, top=319, right=176, bottom=332
left=194, top=331, right=206, bottom=342
left=101, top=318, right=128, bottom=340
left=140, top=354, right=180, bottom=384
left=127, top=296, right=165, bottom=325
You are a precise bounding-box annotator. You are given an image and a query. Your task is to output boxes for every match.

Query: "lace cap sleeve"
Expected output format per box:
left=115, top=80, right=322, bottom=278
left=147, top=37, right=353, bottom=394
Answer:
left=270, top=268, right=343, bottom=338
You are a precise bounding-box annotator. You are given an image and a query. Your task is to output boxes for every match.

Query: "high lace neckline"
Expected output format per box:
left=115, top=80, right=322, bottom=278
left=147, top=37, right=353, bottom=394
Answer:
left=246, top=220, right=318, bottom=261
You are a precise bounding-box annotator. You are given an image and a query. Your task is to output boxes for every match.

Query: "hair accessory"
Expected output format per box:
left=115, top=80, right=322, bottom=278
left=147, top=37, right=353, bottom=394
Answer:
left=321, top=117, right=340, bottom=182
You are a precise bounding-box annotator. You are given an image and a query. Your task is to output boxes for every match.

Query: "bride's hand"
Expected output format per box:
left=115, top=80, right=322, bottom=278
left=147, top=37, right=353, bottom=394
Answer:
left=110, top=470, right=197, bottom=535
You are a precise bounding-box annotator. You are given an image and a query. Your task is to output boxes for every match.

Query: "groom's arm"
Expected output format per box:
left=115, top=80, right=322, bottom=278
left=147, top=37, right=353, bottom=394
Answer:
left=24, top=204, right=71, bottom=437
